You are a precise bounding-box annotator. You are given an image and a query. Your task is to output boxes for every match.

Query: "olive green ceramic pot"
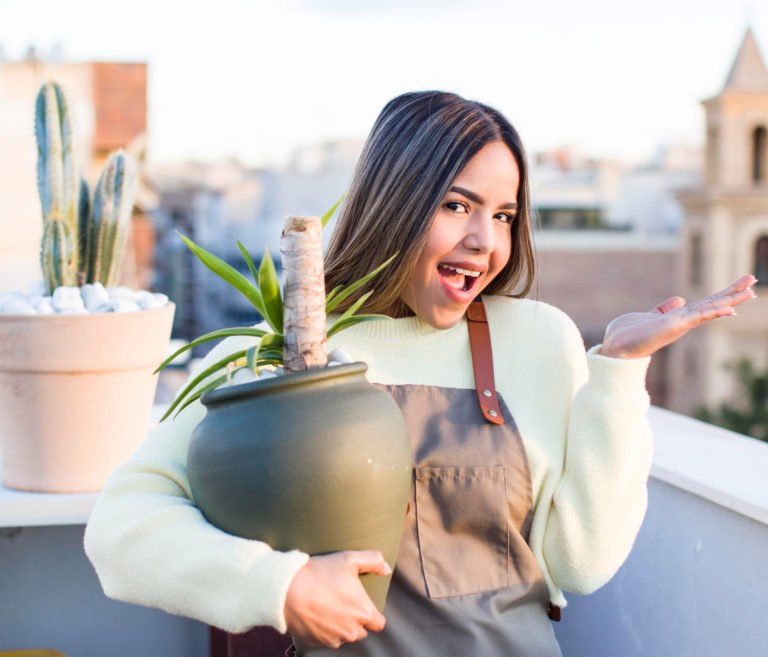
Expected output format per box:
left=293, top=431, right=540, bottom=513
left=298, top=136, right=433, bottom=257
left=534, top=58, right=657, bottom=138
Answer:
left=188, top=361, right=412, bottom=611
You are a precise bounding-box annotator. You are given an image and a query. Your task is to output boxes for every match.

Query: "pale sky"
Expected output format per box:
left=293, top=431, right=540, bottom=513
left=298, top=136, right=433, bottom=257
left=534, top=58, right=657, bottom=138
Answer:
left=2, top=0, right=766, bottom=167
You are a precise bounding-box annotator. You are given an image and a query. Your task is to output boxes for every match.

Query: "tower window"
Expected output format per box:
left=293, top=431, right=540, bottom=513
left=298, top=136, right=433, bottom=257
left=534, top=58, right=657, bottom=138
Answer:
left=690, top=232, right=703, bottom=287
left=755, top=235, right=768, bottom=286
left=753, top=126, right=767, bottom=184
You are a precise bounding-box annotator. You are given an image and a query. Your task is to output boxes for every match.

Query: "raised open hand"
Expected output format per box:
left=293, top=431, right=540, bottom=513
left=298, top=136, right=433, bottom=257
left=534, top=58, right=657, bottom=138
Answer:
left=599, top=275, right=758, bottom=360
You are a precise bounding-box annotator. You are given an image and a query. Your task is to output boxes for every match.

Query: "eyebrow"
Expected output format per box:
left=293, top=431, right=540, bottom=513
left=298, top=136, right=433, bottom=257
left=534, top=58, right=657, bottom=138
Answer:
left=450, top=186, right=518, bottom=210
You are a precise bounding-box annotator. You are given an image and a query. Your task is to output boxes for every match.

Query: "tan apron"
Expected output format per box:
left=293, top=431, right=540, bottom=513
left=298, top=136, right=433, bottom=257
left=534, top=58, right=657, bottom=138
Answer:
left=298, top=301, right=562, bottom=657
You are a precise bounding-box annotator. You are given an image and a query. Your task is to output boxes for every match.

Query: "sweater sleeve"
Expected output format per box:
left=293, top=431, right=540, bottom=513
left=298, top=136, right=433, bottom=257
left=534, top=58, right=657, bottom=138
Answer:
left=83, top=337, right=310, bottom=634
left=542, top=331, right=654, bottom=595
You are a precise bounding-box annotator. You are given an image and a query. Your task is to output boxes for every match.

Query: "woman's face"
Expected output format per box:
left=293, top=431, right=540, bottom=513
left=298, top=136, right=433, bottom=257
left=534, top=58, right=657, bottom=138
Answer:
left=400, top=140, right=520, bottom=329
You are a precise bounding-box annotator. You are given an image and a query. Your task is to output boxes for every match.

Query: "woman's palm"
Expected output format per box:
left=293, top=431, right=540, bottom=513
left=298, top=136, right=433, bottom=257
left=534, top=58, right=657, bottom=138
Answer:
left=601, top=275, right=757, bottom=359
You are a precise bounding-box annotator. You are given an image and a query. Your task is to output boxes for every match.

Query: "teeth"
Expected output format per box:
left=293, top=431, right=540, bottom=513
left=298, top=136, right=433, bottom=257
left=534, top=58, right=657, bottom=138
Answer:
left=441, top=265, right=481, bottom=277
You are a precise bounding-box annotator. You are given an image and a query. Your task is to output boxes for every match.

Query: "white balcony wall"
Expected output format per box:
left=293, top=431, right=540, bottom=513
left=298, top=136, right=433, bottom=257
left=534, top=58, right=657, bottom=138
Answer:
left=1, top=408, right=767, bottom=655
left=554, top=407, right=768, bottom=656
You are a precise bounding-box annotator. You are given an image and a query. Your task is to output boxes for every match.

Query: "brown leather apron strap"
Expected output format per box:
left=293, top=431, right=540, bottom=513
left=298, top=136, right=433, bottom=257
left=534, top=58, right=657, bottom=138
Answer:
left=467, top=299, right=564, bottom=622
left=466, top=299, right=504, bottom=425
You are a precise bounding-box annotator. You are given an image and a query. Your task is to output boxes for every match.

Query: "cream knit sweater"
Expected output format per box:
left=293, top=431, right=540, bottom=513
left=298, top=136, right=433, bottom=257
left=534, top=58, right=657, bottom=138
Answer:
left=84, top=295, right=653, bottom=634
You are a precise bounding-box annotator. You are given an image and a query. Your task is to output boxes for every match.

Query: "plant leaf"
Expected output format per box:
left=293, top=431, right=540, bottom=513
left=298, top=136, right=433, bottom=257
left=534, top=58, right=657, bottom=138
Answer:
left=327, top=290, right=374, bottom=338
left=171, top=374, right=228, bottom=420
left=325, top=284, right=344, bottom=309
left=247, top=332, right=284, bottom=373
left=258, top=246, right=283, bottom=333
left=325, top=253, right=397, bottom=314
left=178, top=232, right=268, bottom=318
left=327, top=313, right=389, bottom=338
left=154, top=327, right=267, bottom=373
left=160, top=349, right=247, bottom=422
left=237, top=240, right=260, bottom=283
left=321, top=195, right=344, bottom=229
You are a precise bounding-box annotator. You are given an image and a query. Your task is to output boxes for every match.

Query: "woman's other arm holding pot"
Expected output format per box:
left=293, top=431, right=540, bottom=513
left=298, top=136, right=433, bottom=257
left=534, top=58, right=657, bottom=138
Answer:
left=84, top=337, right=309, bottom=635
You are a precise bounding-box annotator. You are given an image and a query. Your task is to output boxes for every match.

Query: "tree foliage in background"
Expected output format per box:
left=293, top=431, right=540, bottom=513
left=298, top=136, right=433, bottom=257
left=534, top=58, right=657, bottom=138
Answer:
left=695, top=359, right=768, bottom=443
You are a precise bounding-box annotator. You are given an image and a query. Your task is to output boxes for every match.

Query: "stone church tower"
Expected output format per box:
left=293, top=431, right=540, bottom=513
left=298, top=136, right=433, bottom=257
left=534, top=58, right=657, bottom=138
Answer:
left=670, top=28, right=768, bottom=413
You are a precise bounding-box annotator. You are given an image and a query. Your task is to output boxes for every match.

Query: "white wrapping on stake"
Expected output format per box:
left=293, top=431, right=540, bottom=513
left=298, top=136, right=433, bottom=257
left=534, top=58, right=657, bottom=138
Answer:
left=281, top=215, right=328, bottom=372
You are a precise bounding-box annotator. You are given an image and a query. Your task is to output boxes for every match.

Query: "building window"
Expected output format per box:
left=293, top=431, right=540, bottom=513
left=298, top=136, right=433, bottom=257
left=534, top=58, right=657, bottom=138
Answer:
left=536, top=207, right=608, bottom=230
left=753, top=126, right=767, bottom=184
left=755, top=235, right=768, bottom=287
left=690, top=232, right=703, bottom=287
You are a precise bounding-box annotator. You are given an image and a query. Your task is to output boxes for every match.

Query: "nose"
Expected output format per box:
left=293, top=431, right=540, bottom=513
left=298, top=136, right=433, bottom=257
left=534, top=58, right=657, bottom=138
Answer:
left=462, top=211, right=496, bottom=253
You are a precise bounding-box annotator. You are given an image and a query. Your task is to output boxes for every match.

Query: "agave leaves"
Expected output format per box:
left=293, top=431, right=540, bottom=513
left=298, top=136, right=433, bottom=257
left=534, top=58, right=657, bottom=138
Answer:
left=157, top=208, right=395, bottom=421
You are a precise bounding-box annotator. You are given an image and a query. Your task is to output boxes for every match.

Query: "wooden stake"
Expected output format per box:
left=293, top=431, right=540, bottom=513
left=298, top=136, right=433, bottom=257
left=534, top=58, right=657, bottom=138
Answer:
left=281, top=216, right=328, bottom=372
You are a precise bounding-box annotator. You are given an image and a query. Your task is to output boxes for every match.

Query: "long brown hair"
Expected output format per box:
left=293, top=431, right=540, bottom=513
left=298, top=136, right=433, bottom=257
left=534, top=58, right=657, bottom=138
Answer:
left=324, top=91, right=534, bottom=315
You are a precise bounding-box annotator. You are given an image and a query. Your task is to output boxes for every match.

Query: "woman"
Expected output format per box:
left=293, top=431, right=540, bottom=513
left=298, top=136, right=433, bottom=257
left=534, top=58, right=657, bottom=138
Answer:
left=85, top=91, right=756, bottom=656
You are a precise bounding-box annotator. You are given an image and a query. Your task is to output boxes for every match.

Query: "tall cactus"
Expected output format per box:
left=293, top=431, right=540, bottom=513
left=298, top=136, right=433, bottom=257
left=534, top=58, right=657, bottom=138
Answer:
left=88, top=151, right=137, bottom=286
left=35, top=81, right=138, bottom=293
left=35, top=81, right=79, bottom=290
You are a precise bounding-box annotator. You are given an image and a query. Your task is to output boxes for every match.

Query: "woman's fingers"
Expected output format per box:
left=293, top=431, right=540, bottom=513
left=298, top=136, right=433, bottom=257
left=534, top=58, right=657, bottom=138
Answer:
left=349, top=550, right=392, bottom=577
left=684, top=284, right=755, bottom=319
left=653, top=296, right=687, bottom=314
left=284, top=551, right=389, bottom=649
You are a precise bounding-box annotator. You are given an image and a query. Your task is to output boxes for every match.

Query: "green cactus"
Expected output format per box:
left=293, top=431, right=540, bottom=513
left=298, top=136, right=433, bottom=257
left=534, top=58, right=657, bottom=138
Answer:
left=89, top=151, right=137, bottom=286
left=34, top=81, right=138, bottom=293
left=41, top=219, right=77, bottom=289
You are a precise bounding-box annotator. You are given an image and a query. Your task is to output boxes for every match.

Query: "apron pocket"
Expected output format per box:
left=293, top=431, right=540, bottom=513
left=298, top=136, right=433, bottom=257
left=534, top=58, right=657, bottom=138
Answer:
left=414, top=465, right=509, bottom=599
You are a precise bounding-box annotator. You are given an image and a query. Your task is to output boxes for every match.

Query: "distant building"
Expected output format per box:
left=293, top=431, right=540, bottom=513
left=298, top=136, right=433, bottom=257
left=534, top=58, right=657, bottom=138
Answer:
left=0, top=57, right=154, bottom=292
left=670, top=28, right=768, bottom=414
left=529, top=145, right=691, bottom=407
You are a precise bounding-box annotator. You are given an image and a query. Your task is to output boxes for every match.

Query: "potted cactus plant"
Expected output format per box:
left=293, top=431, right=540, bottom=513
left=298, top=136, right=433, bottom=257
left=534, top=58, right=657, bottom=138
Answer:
left=156, top=210, right=412, bottom=613
left=0, top=81, right=175, bottom=493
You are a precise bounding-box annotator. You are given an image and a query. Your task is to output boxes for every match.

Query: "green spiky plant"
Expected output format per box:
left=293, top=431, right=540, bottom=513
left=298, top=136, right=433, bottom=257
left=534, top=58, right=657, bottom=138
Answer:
left=155, top=199, right=396, bottom=421
left=36, top=81, right=138, bottom=293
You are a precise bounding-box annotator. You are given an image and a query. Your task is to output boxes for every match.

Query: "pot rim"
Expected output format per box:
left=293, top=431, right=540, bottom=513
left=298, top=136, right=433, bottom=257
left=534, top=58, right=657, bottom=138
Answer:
left=201, top=361, right=369, bottom=406
left=0, top=302, right=176, bottom=323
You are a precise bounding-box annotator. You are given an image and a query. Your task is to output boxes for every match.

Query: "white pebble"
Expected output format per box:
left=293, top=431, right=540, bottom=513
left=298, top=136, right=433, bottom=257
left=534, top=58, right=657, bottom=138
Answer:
left=110, top=298, right=142, bottom=313
left=35, top=297, right=54, bottom=315
left=107, top=286, right=140, bottom=302
left=231, top=368, right=258, bottom=385
left=93, top=303, right=114, bottom=314
left=52, top=286, right=86, bottom=312
left=327, top=348, right=354, bottom=364
left=59, top=307, right=88, bottom=315
left=0, top=293, right=19, bottom=313
left=257, top=369, right=277, bottom=380
left=137, top=290, right=168, bottom=310
left=27, top=280, right=47, bottom=297
left=81, top=283, right=110, bottom=312
left=2, top=298, right=37, bottom=315
left=327, top=361, right=342, bottom=367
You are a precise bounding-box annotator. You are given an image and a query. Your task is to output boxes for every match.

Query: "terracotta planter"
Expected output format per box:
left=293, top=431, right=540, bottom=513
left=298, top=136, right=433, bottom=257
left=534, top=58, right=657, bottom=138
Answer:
left=189, top=362, right=412, bottom=612
left=0, top=304, right=175, bottom=492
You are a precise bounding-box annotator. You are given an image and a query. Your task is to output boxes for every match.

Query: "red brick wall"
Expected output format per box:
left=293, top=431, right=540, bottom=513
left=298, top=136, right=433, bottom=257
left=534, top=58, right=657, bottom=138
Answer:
left=91, top=62, right=147, bottom=155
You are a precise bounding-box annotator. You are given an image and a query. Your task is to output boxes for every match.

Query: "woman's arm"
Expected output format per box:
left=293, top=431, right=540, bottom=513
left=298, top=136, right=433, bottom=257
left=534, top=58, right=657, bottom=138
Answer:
left=84, top=336, right=310, bottom=634
left=542, top=275, right=756, bottom=593
left=541, top=343, right=653, bottom=593
left=85, top=334, right=390, bottom=645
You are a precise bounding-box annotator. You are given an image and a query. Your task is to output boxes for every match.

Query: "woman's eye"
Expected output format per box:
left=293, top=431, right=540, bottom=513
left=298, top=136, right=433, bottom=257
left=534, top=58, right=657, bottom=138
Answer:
left=445, top=201, right=468, bottom=214
left=495, top=212, right=517, bottom=224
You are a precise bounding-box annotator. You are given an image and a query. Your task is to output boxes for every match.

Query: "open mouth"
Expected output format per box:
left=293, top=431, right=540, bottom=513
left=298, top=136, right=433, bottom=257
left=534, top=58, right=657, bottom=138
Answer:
left=437, top=264, right=482, bottom=293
